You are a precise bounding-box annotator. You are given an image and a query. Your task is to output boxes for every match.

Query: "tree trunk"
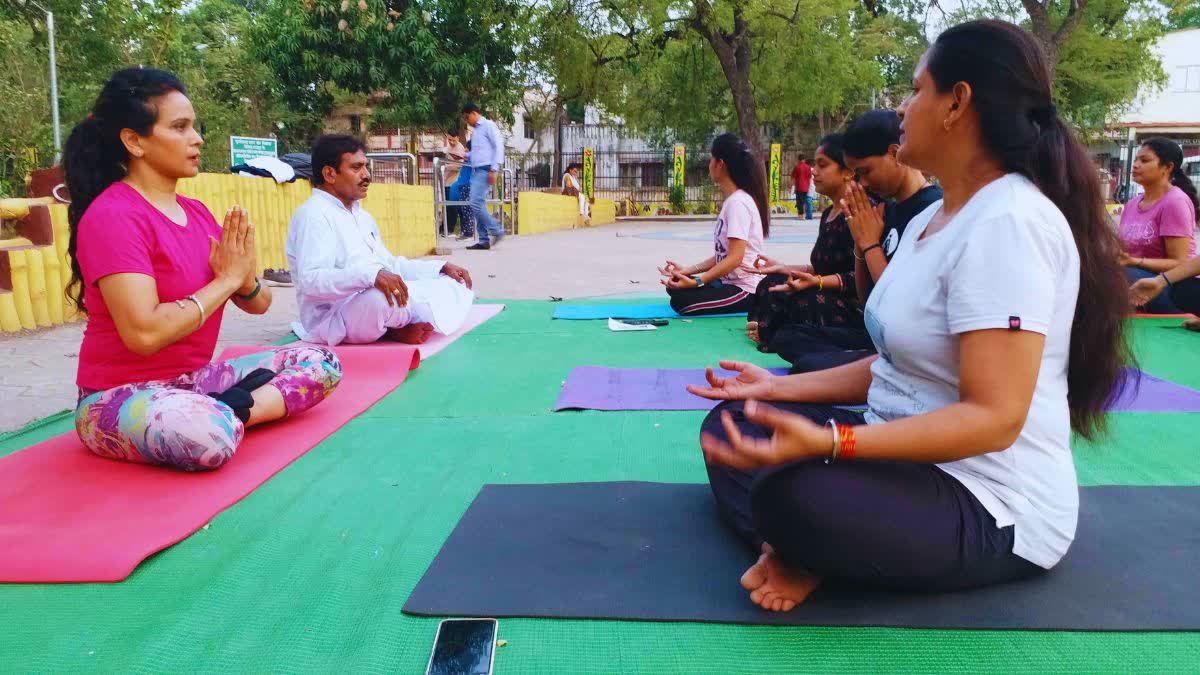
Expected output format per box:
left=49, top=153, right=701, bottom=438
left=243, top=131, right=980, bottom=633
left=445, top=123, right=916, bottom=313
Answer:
left=696, top=6, right=764, bottom=157
left=1020, top=0, right=1088, bottom=74
left=553, top=95, right=564, bottom=186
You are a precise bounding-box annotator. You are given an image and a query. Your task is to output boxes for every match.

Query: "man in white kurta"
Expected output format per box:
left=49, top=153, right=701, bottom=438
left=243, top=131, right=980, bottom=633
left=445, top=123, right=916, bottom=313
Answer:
left=286, top=135, right=475, bottom=346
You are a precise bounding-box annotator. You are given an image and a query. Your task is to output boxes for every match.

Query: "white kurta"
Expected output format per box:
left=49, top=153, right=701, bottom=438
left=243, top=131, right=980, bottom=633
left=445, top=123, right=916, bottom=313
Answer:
left=563, top=173, right=589, bottom=217
left=285, top=189, right=474, bottom=346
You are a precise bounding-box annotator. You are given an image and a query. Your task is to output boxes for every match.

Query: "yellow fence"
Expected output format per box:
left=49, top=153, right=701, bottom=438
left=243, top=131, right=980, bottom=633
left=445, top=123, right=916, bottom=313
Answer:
left=0, top=174, right=436, bottom=334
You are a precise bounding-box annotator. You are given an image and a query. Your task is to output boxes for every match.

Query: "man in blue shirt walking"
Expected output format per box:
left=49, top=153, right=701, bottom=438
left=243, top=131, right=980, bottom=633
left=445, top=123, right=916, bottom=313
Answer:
left=461, top=103, right=506, bottom=250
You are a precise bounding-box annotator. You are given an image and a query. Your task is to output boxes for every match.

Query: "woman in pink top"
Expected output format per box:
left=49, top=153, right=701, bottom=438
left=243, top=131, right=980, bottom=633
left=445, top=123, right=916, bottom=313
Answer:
left=659, top=133, right=770, bottom=315
left=64, top=68, right=341, bottom=471
left=1118, top=137, right=1199, bottom=314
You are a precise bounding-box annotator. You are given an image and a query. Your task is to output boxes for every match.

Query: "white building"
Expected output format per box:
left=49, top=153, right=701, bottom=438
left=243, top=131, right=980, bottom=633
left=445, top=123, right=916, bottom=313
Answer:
left=1093, top=28, right=1200, bottom=199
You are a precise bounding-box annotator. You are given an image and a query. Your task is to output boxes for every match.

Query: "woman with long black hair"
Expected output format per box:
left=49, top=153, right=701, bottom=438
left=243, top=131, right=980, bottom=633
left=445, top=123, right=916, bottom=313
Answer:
left=66, top=67, right=341, bottom=472
left=692, top=20, right=1130, bottom=611
left=659, top=133, right=770, bottom=316
left=1118, top=137, right=1199, bottom=314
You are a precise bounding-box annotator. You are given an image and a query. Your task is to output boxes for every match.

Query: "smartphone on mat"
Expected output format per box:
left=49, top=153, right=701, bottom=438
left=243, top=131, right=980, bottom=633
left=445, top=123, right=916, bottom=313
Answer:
left=618, top=319, right=669, bottom=326
left=425, top=618, right=498, bottom=675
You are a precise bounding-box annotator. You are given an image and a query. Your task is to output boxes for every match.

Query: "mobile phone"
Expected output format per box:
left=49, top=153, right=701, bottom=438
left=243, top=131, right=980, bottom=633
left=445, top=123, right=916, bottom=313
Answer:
left=618, top=319, right=669, bottom=326
left=425, top=618, right=498, bottom=675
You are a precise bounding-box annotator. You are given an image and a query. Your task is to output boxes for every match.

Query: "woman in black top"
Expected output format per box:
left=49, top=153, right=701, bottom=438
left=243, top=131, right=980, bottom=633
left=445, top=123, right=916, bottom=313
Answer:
left=748, top=134, right=865, bottom=361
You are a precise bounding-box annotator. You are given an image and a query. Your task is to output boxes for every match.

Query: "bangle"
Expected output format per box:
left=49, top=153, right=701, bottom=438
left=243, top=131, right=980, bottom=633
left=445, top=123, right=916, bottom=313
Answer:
left=236, top=278, right=262, bottom=301
left=840, top=424, right=857, bottom=460
left=1161, top=272, right=1173, bottom=288
left=183, top=294, right=205, bottom=329
left=861, top=243, right=883, bottom=257
left=817, top=275, right=824, bottom=291
left=825, top=420, right=840, bottom=463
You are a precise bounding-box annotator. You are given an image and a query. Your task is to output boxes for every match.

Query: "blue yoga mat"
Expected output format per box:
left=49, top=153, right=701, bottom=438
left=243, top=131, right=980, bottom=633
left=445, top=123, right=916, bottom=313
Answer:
left=552, top=303, right=746, bottom=320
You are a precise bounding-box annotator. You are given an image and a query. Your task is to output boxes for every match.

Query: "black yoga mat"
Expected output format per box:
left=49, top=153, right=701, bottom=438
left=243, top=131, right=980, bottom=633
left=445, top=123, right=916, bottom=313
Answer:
left=404, top=482, right=1200, bottom=631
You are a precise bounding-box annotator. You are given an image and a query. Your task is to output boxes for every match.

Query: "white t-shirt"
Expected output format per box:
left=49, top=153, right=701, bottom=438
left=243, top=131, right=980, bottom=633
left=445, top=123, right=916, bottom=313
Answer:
left=862, top=174, right=1081, bottom=569
left=714, top=189, right=766, bottom=293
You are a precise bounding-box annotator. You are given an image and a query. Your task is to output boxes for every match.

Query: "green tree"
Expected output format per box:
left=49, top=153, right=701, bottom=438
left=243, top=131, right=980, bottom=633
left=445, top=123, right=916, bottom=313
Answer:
left=1165, top=0, right=1199, bottom=29
left=944, top=0, right=1167, bottom=132
left=250, top=0, right=527, bottom=131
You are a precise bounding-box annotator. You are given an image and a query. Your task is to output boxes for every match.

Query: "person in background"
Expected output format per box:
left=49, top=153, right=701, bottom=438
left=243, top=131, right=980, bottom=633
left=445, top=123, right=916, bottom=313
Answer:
left=562, top=162, right=591, bottom=226
left=1117, top=137, right=1199, bottom=314
left=659, top=133, right=770, bottom=316
left=461, top=103, right=507, bottom=250
left=65, top=67, right=341, bottom=472
left=438, top=127, right=467, bottom=237
left=790, top=154, right=813, bottom=220
left=693, top=19, right=1129, bottom=612
left=449, top=140, right=476, bottom=241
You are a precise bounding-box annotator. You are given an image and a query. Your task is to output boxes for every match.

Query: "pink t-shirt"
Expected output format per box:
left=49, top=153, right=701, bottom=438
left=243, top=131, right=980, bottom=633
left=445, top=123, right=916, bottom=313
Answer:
left=1118, top=186, right=1197, bottom=260
left=76, top=182, right=227, bottom=390
left=714, top=189, right=766, bottom=293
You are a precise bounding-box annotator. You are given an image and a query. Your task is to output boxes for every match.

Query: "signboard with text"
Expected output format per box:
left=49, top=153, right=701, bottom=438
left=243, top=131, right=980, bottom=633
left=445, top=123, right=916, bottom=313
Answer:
left=769, top=144, right=782, bottom=205
left=582, top=148, right=595, bottom=200
left=230, top=136, right=278, bottom=166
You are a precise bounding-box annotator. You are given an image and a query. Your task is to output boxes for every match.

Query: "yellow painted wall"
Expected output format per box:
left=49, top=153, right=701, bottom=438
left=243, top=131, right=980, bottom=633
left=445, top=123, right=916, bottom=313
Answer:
left=0, top=174, right=435, bottom=333
left=517, top=191, right=582, bottom=235
left=178, top=174, right=436, bottom=268
left=592, top=198, right=616, bottom=225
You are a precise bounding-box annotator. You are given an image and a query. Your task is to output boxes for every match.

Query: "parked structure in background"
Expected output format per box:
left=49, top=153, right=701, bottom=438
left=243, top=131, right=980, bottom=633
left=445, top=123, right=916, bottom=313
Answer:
left=1092, top=28, right=1200, bottom=202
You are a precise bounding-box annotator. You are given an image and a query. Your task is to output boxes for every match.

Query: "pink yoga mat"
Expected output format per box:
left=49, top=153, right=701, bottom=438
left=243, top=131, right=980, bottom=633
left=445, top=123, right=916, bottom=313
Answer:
left=0, top=344, right=419, bottom=584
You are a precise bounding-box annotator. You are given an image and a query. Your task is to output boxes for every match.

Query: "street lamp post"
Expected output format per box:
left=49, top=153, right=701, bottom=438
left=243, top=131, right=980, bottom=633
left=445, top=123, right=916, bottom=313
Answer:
left=23, top=1, right=62, bottom=164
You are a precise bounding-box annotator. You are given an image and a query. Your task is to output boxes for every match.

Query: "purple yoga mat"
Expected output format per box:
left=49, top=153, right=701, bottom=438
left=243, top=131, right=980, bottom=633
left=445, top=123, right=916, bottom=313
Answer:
left=554, top=366, right=791, bottom=412
left=1108, top=369, right=1200, bottom=413
left=554, top=366, right=1200, bottom=413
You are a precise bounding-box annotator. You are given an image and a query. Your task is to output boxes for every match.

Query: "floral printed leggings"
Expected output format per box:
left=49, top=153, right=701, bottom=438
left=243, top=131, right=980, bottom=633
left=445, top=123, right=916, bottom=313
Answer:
left=74, top=345, right=342, bottom=472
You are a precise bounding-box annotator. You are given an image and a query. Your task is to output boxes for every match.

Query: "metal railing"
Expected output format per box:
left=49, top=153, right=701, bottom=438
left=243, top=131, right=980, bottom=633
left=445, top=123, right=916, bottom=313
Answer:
left=366, top=152, right=418, bottom=185
left=432, top=157, right=516, bottom=238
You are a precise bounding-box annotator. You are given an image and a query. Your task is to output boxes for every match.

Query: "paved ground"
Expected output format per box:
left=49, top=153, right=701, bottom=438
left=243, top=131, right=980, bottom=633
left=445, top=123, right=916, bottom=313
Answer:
left=1, top=216, right=818, bottom=431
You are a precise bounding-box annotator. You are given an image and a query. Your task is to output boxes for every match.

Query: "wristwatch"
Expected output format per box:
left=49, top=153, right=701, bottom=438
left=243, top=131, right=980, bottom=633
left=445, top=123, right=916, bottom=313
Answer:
left=692, top=274, right=705, bottom=287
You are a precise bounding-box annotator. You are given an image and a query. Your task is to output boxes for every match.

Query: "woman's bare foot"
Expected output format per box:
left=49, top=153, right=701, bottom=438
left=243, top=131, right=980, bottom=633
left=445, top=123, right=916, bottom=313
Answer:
left=739, top=544, right=820, bottom=612
left=746, top=320, right=761, bottom=344
left=385, top=322, right=435, bottom=344
left=1184, top=317, right=1200, bottom=333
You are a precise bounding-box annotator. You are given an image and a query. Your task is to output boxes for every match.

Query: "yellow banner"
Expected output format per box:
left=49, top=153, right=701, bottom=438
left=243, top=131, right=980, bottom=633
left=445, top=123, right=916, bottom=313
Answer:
left=583, top=148, right=595, bottom=200
left=769, top=144, right=782, bottom=205
left=673, top=145, right=686, bottom=187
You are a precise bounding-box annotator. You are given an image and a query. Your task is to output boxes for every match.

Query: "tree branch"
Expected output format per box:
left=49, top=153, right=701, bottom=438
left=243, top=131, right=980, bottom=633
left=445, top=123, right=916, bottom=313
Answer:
left=1019, top=0, right=1053, bottom=43
left=1053, top=0, right=1088, bottom=48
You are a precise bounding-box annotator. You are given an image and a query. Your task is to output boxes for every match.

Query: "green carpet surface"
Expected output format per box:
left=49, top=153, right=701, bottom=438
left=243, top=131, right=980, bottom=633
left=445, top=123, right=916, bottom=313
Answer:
left=1, top=303, right=1198, bottom=673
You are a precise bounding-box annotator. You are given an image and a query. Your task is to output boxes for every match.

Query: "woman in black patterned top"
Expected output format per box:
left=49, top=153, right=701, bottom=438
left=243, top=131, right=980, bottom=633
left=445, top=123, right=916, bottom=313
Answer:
left=748, top=134, right=865, bottom=357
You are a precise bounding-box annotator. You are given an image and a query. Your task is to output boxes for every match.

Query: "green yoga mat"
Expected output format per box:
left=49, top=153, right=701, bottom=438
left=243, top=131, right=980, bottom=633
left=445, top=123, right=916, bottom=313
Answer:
left=0, top=303, right=1197, bottom=672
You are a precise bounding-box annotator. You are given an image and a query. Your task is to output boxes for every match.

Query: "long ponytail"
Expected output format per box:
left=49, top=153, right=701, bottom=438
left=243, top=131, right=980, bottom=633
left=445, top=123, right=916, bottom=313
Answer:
left=1141, top=137, right=1199, bottom=223
left=63, top=67, right=186, bottom=313
left=927, top=20, right=1131, bottom=440
left=711, top=133, right=771, bottom=237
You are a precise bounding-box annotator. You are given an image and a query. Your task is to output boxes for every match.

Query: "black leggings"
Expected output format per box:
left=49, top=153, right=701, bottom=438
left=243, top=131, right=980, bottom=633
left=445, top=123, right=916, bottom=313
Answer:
left=766, top=323, right=875, bottom=373
left=667, top=283, right=754, bottom=316
left=702, top=400, right=1043, bottom=592
left=1171, top=278, right=1200, bottom=316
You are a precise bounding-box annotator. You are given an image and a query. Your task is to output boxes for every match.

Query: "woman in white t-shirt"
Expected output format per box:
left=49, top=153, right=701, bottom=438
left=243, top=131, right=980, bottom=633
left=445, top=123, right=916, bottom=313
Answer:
left=660, top=133, right=770, bottom=315
left=691, top=19, right=1130, bottom=612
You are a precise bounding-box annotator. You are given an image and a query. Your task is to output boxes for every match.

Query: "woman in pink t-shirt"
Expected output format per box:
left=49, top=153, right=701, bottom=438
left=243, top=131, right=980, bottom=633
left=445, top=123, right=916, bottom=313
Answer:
left=64, top=68, right=341, bottom=471
left=659, top=133, right=769, bottom=315
left=1117, top=137, right=1199, bottom=314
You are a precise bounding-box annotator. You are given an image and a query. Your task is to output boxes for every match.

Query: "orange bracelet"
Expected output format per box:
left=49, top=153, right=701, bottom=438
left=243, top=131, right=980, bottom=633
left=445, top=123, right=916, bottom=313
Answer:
left=817, top=275, right=824, bottom=291
left=839, top=424, right=857, bottom=460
